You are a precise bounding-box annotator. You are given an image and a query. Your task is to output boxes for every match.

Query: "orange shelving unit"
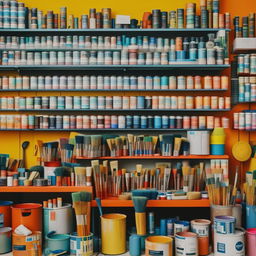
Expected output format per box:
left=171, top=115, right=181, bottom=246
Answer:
left=0, top=186, right=93, bottom=193
left=91, top=199, right=210, bottom=207
left=76, top=155, right=229, bottom=160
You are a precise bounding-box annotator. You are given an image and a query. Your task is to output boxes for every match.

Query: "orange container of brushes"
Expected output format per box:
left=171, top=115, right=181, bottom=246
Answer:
left=12, top=203, right=42, bottom=232
left=101, top=213, right=127, bottom=254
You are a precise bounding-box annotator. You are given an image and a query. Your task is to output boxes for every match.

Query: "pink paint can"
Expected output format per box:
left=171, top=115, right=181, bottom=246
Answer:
left=247, top=228, right=256, bottom=256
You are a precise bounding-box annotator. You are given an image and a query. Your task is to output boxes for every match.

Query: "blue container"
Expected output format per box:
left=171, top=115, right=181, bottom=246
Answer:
left=210, top=144, right=225, bottom=155
left=160, top=219, right=167, bottom=235
left=246, top=205, right=256, bottom=229
left=45, top=233, right=70, bottom=252
left=0, top=227, right=12, bottom=254
left=129, top=234, right=141, bottom=256
left=70, top=232, right=93, bottom=256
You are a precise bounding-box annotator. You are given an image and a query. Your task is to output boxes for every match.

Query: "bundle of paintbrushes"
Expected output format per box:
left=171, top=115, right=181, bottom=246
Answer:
left=43, top=197, right=63, bottom=208
left=243, top=170, right=256, bottom=206
left=206, top=166, right=237, bottom=206
left=41, top=141, right=59, bottom=162
left=59, top=138, right=74, bottom=163
left=53, top=166, right=73, bottom=186
left=72, top=191, right=92, bottom=236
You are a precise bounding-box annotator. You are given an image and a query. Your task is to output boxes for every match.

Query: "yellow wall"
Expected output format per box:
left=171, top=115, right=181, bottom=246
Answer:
left=0, top=0, right=255, bottom=172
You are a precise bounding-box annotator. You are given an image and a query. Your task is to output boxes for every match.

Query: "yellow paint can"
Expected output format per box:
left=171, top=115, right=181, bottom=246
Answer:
left=101, top=213, right=126, bottom=254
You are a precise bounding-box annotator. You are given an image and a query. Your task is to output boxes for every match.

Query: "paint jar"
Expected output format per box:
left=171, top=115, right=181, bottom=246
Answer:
left=191, top=219, right=211, bottom=256
left=214, top=228, right=245, bottom=256
left=44, top=161, right=61, bottom=186
left=145, top=236, right=172, bottom=256
left=12, top=203, right=42, bottom=232
left=12, top=231, right=42, bottom=256
left=175, top=232, right=198, bottom=256
left=210, top=205, right=233, bottom=223
left=45, top=233, right=70, bottom=252
left=43, top=203, right=73, bottom=235
left=0, top=200, right=13, bottom=227
left=70, top=232, right=93, bottom=256
left=101, top=213, right=126, bottom=254
left=246, top=228, right=256, bottom=256
left=214, top=216, right=236, bottom=234
left=0, top=227, right=12, bottom=254
left=246, top=205, right=256, bottom=229
left=174, top=220, right=190, bottom=235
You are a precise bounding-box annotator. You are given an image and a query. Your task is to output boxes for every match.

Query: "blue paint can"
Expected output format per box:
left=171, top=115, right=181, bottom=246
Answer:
left=214, top=216, right=236, bottom=234
left=70, top=232, right=93, bottom=256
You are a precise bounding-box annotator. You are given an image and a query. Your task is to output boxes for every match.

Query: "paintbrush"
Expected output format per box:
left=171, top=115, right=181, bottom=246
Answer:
left=230, top=166, right=239, bottom=205
left=72, top=192, right=84, bottom=236
left=80, top=191, right=92, bottom=236
left=75, top=136, right=84, bottom=157
left=54, top=167, right=66, bottom=186
left=74, top=167, right=86, bottom=186
left=132, top=196, right=148, bottom=235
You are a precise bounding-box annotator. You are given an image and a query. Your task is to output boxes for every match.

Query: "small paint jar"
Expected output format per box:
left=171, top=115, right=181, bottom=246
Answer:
left=225, top=97, right=230, bottom=109
left=73, top=96, right=81, bottom=109
left=104, top=115, right=111, bottom=129
left=97, top=115, right=104, bottom=129
left=194, top=76, right=202, bottom=89
left=169, top=76, right=176, bottom=89
left=126, top=115, right=133, bottom=129
left=176, top=116, right=183, bottom=129
left=233, top=113, right=239, bottom=129
left=171, top=96, right=178, bottom=109
left=178, top=96, right=185, bottom=109
left=57, top=96, right=65, bottom=110
left=118, top=115, right=126, bottom=129
left=81, top=96, right=89, bottom=109
left=159, top=96, right=165, bottom=109
left=207, top=116, right=214, bottom=129
left=191, top=116, right=198, bottom=129
left=122, top=96, right=130, bottom=109
left=154, top=116, right=162, bottom=129
left=137, top=96, right=145, bottom=109
left=141, top=116, right=148, bottom=129
left=177, top=76, right=186, bottom=89
left=169, top=116, right=175, bottom=129
left=113, top=96, right=122, bottom=109
left=199, top=116, right=206, bottom=129
left=65, top=96, right=73, bottom=109
left=183, top=116, right=190, bottom=129
left=204, top=76, right=212, bottom=89
left=82, top=115, right=89, bottom=129
left=185, top=96, right=194, bottom=109
left=218, top=97, right=225, bottom=109
left=186, top=76, right=194, bottom=89
left=203, top=96, right=210, bottom=109
left=152, top=96, right=159, bottom=109
left=105, top=96, right=113, bottom=109
left=211, top=96, right=218, bottom=109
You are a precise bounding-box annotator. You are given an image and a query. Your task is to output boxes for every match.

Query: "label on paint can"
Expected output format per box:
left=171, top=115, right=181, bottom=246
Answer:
left=175, top=232, right=198, bottom=256
left=0, top=213, right=3, bottom=227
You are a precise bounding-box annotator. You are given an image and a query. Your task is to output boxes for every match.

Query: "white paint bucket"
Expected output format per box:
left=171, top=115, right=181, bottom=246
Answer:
left=214, top=215, right=236, bottom=234
left=214, top=228, right=245, bottom=256
left=43, top=203, right=73, bottom=235
left=175, top=231, right=198, bottom=256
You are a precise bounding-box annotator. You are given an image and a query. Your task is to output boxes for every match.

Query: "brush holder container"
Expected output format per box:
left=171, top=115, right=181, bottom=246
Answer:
left=210, top=205, right=233, bottom=223
left=70, top=232, right=93, bottom=256
left=246, top=205, right=256, bottom=229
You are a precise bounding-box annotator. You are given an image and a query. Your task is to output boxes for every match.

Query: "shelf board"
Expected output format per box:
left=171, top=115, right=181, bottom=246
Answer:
left=237, top=73, right=256, bottom=76
left=0, top=128, right=213, bottom=132
left=0, top=64, right=230, bottom=71
left=0, top=109, right=231, bottom=112
left=0, top=48, right=122, bottom=52
left=0, top=89, right=228, bottom=92
left=76, top=155, right=229, bottom=160
left=0, top=28, right=230, bottom=36
left=0, top=186, right=93, bottom=193
left=91, top=199, right=210, bottom=207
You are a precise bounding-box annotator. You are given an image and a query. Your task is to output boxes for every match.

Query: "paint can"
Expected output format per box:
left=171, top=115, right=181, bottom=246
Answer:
left=246, top=228, right=256, bottom=256
left=210, top=205, right=233, bottom=222
left=0, top=200, right=12, bottom=227
left=12, top=203, right=42, bottom=232
left=246, top=205, right=256, bottom=229
left=43, top=203, right=73, bottom=236
left=191, top=219, right=211, bottom=256
left=175, top=231, right=198, bottom=256
left=145, top=236, right=173, bottom=256
left=44, top=161, right=61, bottom=186
left=70, top=232, right=93, bottom=256
left=12, top=231, right=42, bottom=256
left=214, top=228, right=245, bottom=256
left=45, top=233, right=70, bottom=252
left=0, top=227, right=12, bottom=254
left=214, top=216, right=236, bottom=234
left=101, top=213, right=126, bottom=254
left=174, top=220, right=189, bottom=235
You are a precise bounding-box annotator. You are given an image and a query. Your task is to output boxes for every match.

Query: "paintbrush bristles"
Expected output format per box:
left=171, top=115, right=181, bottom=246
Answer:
left=132, top=196, right=148, bottom=213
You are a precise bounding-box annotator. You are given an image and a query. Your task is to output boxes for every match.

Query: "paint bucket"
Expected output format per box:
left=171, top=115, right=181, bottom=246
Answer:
left=214, top=228, right=245, bottom=256
left=70, top=232, right=93, bottom=256
left=191, top=219, right=211, bottom=256
left=129, top=234, right=141, bottom=256
left=45, top=233, right=70, bottom=252
left=175, top=232, right=198, bottom=256
left=246, top=205, right=256, bottom=229
left=233, top=204, right=242, bottom=227
left=44, top=161, right=61, bottom=186
left=12, top=231, right=42, bottom=256
left=0, top=200, right=13, bottom=227
left=43, top=203, right=73, bottom=235
left=246, top=228, right=256, bottom=256
left=0, top=227, right=12, bottom=254
left=214, top=216, right=236, bottom=234
left=210, top=204, right=233, bottom=222
left=12, top=203, right=42, bottom=232
left=145, top=236, right=173, bottom=256
left=101, top=213, right=126, bottom=254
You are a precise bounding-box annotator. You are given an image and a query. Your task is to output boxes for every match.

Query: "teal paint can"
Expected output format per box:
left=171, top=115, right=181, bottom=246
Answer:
left=45, top=232, right=70, bottom=252
left=0, top=227, right=12, bottom=254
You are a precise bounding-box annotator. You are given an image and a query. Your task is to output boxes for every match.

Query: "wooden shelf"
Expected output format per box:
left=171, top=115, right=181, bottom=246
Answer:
left=0, top=186, right=93, bottom=193
left=91, top=199, right=210, bottom=207
left=76, top=155, right=229, bottom=160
